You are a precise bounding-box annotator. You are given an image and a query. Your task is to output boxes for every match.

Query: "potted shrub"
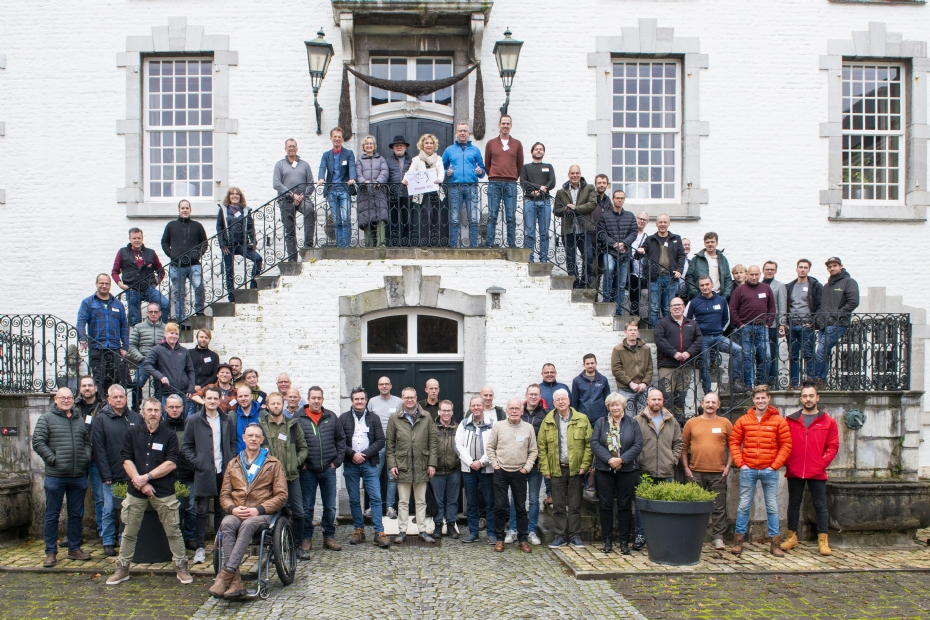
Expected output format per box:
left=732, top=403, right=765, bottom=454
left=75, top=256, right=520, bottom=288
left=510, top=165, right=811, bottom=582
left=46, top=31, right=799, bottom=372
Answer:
left=108, top=481, right=189, bottom=563
left=635, top=475, right=717, bottom=566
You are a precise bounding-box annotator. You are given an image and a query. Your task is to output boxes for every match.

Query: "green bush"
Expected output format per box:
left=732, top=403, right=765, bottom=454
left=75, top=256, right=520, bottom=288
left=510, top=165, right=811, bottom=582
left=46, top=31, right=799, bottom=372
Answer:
left=174, top=481, right=190, bottom=498
left=111, top=482, right=128, bottom=499
left=635, top=474, right=717, bottom=502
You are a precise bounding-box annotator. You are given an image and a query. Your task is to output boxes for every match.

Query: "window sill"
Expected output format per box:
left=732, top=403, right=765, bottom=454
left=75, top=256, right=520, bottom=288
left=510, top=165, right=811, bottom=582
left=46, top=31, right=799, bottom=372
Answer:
left=126, top=201, right=219, bottom=219
left=828, top=204, right=927, bottom=221
left=829, top=0, right=924, bottom=4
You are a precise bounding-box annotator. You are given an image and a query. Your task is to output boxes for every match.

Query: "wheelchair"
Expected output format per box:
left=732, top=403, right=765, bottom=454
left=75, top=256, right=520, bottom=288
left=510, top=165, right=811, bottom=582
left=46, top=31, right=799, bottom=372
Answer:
left=212, top=509, right=297, bottom=599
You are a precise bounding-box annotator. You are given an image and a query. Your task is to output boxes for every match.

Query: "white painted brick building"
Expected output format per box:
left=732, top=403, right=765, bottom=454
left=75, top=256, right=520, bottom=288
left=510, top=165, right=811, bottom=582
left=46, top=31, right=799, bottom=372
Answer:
left=1, top=0, right=929, bottom=473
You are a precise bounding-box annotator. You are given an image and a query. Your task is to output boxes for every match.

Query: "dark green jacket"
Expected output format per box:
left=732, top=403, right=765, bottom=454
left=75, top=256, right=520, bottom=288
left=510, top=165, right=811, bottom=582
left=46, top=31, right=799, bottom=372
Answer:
left=33, top=404, right=92, bottom=478
left=386, top=406, right=438, bottom=484
left=433, top=419, right=460, bottom=476
left=554, top=178, right=598, bottom=234
left=260, top=412, right=309, bottom=481
left=685, top=248, right=734, bottom=300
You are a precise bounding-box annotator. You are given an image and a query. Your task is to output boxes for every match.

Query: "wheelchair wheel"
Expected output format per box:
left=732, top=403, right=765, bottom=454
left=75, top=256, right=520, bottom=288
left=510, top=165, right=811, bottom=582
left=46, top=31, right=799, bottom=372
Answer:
left=272, top=516, right=296, bottom=586
left=212, top=533, right=222, bottom=576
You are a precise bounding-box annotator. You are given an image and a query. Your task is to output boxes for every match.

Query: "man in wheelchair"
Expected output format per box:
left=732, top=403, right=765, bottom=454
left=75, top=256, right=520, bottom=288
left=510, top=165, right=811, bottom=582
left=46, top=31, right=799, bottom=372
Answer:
left=210, top=423, right=288, bottom=598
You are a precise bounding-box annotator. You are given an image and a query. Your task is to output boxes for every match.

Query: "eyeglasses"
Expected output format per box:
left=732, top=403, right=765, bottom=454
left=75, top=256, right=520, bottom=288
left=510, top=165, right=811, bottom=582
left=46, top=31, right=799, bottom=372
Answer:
left=58, top=396, right=74, bottom=400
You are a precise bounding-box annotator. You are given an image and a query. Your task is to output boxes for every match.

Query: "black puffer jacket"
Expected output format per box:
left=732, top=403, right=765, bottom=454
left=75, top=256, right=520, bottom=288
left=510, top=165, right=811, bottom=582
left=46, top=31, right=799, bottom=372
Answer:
left=653, top=316, right=703, bottom=368
left=32, top=405, right=92, bottom=478
left=595, top=207, right=638, bottom=256
left=521, top=404, right=548, bottom=437
left=91, top=405, right=143, bottom=483
left=142, top=340, right=195, bottom=395
left=297, top=407, right=346, bottom=472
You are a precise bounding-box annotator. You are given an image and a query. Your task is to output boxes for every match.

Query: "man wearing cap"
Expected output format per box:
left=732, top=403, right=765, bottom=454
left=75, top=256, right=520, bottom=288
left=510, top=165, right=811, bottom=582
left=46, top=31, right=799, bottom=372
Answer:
left=191, top=363, right=237, bottom=414
left=385, top=135, right=413, bottom=247
left=484, top=115, right=524, bottom=248
left=813, top=257, right=859, bottom=383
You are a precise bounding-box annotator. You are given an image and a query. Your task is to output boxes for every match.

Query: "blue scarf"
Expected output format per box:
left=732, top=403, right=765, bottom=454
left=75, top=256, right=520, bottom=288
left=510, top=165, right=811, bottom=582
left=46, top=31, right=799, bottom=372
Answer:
left=240, top=447, right=269, bottom=486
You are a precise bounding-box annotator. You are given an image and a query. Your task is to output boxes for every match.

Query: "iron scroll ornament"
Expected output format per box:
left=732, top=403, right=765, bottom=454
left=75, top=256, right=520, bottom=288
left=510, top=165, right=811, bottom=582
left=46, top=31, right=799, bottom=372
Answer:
left=844, top=409, right=866, bottom=430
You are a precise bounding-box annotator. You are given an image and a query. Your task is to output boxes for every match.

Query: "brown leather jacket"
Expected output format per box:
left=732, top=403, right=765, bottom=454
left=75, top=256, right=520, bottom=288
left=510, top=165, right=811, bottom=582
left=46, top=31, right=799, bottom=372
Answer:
left=220, top=451, right=288, bottom=515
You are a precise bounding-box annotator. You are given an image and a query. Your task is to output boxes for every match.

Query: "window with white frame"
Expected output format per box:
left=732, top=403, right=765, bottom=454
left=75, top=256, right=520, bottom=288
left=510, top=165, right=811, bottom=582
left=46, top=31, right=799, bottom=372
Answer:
left=144, top=58, right=215, bottom=199
left=841, top=63, right=904, bottom=202
left=611, top=60, right=680, bottom=200
left=370, top=57, right=453, bottom=107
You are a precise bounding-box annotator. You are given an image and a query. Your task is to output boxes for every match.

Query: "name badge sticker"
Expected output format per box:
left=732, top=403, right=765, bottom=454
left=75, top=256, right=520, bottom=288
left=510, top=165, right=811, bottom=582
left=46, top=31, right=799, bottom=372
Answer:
left=516, top=435, right=525, bottom=442
left=713, top=304, right=721, bottom=310
left=249, top=464, right=258, bottom=475
left=85, top=415, right=93, bottom=424
left=803, top=287, right=808, bottom=292
left=278, top=433, right=288, bottom=441
left=111, top=306, right=120, bottom=312
left=203, top=357, right=212, bottom=363
left=152, top=442, right=164, bottom=451
left=291, top=160, right=298, bottom=168
left=541, top=168, right=549, bottom=172
left=711, top=428, right=722, bottom=434
left=758, top=293, right=767, bottom=298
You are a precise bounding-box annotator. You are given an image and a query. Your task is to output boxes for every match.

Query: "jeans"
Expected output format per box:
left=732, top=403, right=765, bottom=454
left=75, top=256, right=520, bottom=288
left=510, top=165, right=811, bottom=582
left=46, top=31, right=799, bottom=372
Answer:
left=648, top=274, right=673, bottom=325
left=734, top=467, right=780, bottom=537
left=787, top=477, right=828, bottom=534
left=344, top=460, right=384, bottom=533
left=565, top=232, right=594, bottom=287
left=43, top=475, right=87, bottom=553
left=523, top=197, right=551, bottom=262
left=118, top=493, right=186, bottom=565
left=87, top=462, right=105, bottom=539
left=509, top=468, right=542, bottom=534
left=767, top=326, right=781, bottom=386
left=600, top=254, right=630, bottom=312
left=280, top=197, right=315, bottom=259
left=634, top=476, right=671, bottom=537
left=813, top=325, right=847, bottom=380
left=377, top=447, right=397, bottom=512
left=788, top=324, right=816, bottom=386
left=486, top=181, right=517, bottom=248
left=700, top=334, right=743, bottom=392
left=430, top=472, right=461, bottom=528
left=328, top=188, right=352, bottom=247
left=133, top=367, right=149, bottom=411
left=595, top=469, right=639, bottom=542
left=223, top=244, right=262, bottom=299
left=127, top=287, right=169, bottom=326
left=494, top=469, right=528, bottom=541
left=100, top=481, right=118, bottom=546
left=741, top=325, right=771, bottom=388
left=448, top=184, right=480, bottom=247
left=177, top=483, right=197, bottom=543
left=169, top=264, right=204, bottom=320
left=462, top=470, right=495, bottom=536
left=300, top=466, right=337, bottom=540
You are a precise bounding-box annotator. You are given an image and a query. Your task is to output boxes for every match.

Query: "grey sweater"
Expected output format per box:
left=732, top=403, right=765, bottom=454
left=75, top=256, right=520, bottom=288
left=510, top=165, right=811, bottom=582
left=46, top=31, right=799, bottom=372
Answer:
left=273, top=156, right=315, bottom=197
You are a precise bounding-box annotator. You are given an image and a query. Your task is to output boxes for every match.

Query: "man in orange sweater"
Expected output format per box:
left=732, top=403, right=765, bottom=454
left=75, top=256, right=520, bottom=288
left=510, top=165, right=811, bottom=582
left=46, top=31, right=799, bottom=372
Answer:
left=729, top=385, right=792, bottom=557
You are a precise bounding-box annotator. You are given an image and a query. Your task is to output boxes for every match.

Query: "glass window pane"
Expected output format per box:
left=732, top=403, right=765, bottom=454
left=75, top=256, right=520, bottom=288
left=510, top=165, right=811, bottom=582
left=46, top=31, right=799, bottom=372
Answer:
left=367, top=316, right=408, bottom=354
left=417, top=315, right=458, bottom=354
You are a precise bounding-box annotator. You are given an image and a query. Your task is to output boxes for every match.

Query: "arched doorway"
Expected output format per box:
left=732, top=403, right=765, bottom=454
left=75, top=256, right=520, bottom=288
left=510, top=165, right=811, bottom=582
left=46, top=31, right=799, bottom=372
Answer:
left=360, top=308, right=465, bottom=422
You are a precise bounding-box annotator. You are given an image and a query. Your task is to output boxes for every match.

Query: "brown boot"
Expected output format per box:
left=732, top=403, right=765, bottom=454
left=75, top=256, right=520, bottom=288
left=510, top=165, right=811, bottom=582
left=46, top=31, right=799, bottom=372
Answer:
left=67, top=548, right=92, bottom=561
left=301, top=538, right=312, bottom=552
left=223, top=569, right=245, bottom=599
left=349, top=528, right=366, bottom=545
left=106, top=559, right=131, bottom=585
left=208, top=567, right=235, bottom=598
left=771, top=536, right=785, bottom=557
left=818, top=533, right=832, bottom=556
left=43, top=552, right=57, bottom=568
left=176, top=559, right=193, bottom=584
left=323, top=537, right=342, bottom=551
left=780, top=530, right=798, bottom=551
left=374, top=532, right=391, bottom=548
left=731, top=533, right=744, bottom=555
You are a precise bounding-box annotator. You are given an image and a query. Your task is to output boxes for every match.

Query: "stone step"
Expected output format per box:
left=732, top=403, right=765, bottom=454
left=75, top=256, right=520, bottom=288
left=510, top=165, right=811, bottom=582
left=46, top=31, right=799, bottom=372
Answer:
left=527, top=262, right=554, bottom=277
left=255, top=275, right=279, bottom=290
left=593, top=302, right=618, bottom=317
left=550, top=275, right=575, bottom=290
left=278, top=262, right=303, bottom=276
left=571, top=289, right=597, bottom=303
left=613, top=316, right=651, bottom=332
left=183, top=315, right=214, bottom=330
left=234, top=289, right=260, bottom=304
left=210, top=302, right=237, bottom=317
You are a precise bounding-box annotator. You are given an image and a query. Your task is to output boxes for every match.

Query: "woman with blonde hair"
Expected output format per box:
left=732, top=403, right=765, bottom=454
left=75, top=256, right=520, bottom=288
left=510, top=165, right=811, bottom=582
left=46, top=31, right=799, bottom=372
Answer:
left=404, top=133, right=445, bottom=246
left=731, top=263, right=747, bottom=288
left=356, top=135, right=390, bottom=246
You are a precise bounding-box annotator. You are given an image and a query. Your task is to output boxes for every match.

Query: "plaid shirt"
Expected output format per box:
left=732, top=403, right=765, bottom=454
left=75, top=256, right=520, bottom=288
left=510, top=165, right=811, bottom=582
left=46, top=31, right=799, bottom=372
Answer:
left=77, top=294, right=129, bottom=350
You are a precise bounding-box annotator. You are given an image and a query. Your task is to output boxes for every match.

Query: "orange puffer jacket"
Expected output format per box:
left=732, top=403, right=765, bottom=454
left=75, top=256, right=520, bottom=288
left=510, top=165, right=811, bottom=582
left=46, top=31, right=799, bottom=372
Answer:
left=729, top=406, right=792, bottom=470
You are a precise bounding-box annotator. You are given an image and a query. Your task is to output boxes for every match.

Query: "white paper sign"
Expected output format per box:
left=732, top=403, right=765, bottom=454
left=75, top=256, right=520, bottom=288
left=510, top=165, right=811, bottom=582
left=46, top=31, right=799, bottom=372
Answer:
left=152, top=442, right=163, bottom=451
left=404, top=168, right=439, bottom=196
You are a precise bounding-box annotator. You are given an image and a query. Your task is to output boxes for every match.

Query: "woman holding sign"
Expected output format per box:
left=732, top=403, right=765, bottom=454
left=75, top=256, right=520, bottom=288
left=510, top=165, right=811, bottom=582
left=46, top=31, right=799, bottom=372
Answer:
left=356, top=135, right=390, bottom=246
left=404, top=134, right=445, bottom=247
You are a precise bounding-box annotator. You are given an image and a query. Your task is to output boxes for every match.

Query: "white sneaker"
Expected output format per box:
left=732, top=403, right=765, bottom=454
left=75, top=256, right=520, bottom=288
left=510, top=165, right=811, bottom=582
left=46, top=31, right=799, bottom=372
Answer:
left=363, top=508, right=371, bottom=518
left=192, top=547, right=206, bottom=564
left=504, top=529, right=517, bottom=544
left=713, top=538, right=725, bottom=550
left=528, top=532, right=542, bottom=546
left=386, top=508, right=397, bottom=519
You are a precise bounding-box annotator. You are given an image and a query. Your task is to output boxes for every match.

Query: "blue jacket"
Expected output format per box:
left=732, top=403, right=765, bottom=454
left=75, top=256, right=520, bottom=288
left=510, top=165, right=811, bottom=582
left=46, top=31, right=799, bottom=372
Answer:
left=318, top=148, right=356, bottom=196
left=570, top=371, right=611, bottom=425
left=539, top=381, right=570, bottom=410
left=77, top=294, right=129, bottom=350
left=234, top=401, right=262, bottom=452
left=685, top=292, right=730, bottom=337
left=441, top=141, right=485, bottom=184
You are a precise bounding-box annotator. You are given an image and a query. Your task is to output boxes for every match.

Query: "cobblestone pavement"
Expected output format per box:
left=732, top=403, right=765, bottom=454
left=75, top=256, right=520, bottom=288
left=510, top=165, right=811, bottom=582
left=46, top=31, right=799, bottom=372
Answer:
left=192, top=525, right=647, bottom=620
left=0, top=571, right=210, bottom=619
left=611, top=572, right=930, bottom=619
left=556, top=536, right=930, bottom=577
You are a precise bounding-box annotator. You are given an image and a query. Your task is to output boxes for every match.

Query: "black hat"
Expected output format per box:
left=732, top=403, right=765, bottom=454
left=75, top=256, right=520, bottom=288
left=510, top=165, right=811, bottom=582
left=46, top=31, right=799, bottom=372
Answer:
left=389, top=135, right=409, bottom=147
left=216, top=362, right=233, bottom=374
left=824, top=256, right=843, bottom=266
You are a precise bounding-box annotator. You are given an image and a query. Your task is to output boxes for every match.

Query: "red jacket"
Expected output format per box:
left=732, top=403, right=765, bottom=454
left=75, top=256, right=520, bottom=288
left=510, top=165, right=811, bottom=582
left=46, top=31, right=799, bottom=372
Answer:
left=784, top=410, right=839, bottom=480
left=729, top=406, right=792, bottom=470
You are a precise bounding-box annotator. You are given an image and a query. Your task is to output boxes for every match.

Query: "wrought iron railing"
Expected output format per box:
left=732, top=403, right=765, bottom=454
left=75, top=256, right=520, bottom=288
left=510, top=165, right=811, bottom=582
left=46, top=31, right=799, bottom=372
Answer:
left=0, top=314, right=190, bottom=401
left=653, top=312, right=912, bottom=422
left=113, top=182, right=677, bottom=327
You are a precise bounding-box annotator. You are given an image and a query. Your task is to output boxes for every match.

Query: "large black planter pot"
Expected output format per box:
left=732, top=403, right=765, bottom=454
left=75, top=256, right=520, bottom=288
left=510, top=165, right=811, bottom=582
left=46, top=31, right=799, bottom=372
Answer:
left=132, top=503, right=173, bottom=564
left=638, top=497, right=715, bottom=566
